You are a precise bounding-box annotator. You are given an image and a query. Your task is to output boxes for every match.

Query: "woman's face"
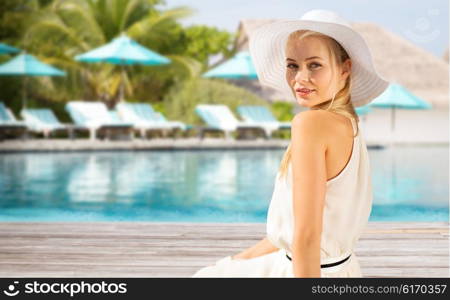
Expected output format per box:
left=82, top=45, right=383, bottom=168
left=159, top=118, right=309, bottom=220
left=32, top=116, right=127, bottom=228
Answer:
left=285, top=36, right=351, bottom=108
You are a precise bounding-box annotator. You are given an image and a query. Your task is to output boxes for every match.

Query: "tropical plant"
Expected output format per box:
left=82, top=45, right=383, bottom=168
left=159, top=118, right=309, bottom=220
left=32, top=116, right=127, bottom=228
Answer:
left=270, top=101, right=295, bottom=122
left=162, top=77, right=269, bottom=125
left=1, top=0, right=234, bottom=108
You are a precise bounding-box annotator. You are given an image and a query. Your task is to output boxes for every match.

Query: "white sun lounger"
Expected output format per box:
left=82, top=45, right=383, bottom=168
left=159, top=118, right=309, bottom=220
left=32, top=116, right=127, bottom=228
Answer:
left=116, top=102, right=188, bottom=138
left=65, top=101, right=134, bottom=140
left=195, top=104, right=269, bottom=139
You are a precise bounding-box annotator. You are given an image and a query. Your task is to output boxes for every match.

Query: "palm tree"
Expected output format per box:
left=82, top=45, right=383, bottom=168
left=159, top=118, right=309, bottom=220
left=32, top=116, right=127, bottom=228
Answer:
left=20, top=0, right=202, bottom=107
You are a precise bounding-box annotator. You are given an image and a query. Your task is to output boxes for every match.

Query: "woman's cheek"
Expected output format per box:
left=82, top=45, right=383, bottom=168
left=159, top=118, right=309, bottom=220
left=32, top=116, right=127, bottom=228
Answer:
left=286, top=72, right=294, bottom=84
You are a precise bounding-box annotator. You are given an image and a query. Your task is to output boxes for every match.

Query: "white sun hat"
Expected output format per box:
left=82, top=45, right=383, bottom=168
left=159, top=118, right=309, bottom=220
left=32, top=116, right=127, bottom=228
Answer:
left=248, top=9, right=390, bottom=107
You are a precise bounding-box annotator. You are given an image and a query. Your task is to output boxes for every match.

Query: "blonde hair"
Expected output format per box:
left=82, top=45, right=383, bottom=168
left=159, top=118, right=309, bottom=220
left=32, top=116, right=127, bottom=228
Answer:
left=279, top=29, right=360, bottom=178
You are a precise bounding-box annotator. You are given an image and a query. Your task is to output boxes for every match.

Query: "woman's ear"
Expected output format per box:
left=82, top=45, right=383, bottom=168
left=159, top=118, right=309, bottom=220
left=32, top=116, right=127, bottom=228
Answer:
left=341, top=58, right=352, bottom=79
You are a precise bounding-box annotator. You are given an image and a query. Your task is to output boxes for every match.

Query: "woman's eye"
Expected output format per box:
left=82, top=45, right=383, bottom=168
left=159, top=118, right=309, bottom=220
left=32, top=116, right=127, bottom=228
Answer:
left=286, top=62, right=321, bottom=70
left=286, top=63, right=298, bottom=69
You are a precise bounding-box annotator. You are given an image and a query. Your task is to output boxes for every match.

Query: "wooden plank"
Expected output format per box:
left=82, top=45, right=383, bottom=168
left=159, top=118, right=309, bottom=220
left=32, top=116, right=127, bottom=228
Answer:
left=1, top=266, right=448, bottom=278
left=0, top=222, right=447, bottom=278
left=0, top=221, right=447, bottom=230
left=0, top=255, right=447, bottom=267
left=1, top=230, right=448, bottom=239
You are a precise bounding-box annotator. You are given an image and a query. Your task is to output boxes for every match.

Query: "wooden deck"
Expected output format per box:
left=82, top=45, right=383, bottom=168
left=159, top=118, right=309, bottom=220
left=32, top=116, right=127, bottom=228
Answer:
left=0, top=222, right=448, bottom=278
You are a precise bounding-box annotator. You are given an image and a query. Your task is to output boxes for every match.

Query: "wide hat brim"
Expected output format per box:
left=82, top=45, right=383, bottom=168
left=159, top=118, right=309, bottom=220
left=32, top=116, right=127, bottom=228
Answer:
left=249, top=19, right=390, bottom=107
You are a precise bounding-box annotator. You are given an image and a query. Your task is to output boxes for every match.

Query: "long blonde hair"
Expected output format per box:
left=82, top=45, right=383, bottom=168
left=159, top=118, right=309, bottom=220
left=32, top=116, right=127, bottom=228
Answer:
left=279, top=29, right=360, bottom=178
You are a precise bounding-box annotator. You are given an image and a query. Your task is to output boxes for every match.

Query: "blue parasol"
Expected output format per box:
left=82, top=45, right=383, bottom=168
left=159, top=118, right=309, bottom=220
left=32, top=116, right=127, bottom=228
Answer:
left=0, top=52, right=66, bottom=108
left=203, top=51, right=257, bottom=79
left=75, top=34, right=171, bottom=101
left=0, top=43, right=20, bottom=55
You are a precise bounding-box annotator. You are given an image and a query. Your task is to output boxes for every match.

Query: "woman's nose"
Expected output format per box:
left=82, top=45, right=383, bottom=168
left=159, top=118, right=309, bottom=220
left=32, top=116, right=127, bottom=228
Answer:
left=294, top=69, right=309, bottom=83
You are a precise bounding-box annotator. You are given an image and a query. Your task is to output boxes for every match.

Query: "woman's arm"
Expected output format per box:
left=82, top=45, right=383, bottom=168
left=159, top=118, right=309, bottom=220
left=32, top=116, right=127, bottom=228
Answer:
left=231, top=237, right=279, bottom=260
left=290, top=111, right=328, bottom=277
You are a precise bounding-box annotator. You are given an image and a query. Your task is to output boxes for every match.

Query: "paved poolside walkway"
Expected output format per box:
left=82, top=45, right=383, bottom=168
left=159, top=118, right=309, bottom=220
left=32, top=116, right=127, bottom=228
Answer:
left=0, top=137, right=292, bottom=152
left=1, top=136, right=446, bottom=153
left=0, top=222, right=448, bottom=278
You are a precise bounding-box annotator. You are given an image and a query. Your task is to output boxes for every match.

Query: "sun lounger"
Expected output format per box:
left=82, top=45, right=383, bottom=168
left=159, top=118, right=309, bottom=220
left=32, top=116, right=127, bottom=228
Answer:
left=65, top=101, right=134, bottom=140
left=153, top=112, right=189, bottom=131
left=20, top=108, right=84, bottom=139
left=237, top=105, right=291, bottom=138
left=195, top=104, right=268, bottom=139
left=116, top=102, right=189, bottom=138
left=0, top=102, right=27, bottom=140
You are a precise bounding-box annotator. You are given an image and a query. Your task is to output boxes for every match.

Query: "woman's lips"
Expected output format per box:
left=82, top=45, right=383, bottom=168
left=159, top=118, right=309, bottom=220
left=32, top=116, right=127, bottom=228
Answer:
left=296, top=88, right=315, bottom=96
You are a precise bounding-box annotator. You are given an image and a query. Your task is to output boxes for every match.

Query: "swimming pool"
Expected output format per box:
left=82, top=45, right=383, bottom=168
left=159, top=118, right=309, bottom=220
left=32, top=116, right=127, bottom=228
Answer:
left=0, top=145, right=448, bottom=222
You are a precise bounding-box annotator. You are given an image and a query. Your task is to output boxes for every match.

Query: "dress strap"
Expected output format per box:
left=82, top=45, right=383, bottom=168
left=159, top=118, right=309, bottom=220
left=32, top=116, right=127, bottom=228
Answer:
left=349, top=117, right=356, bottom=136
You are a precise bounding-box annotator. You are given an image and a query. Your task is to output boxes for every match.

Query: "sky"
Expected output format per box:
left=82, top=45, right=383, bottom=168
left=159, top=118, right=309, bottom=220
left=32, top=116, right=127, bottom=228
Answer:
left=159, top=0, right=449, bottom=58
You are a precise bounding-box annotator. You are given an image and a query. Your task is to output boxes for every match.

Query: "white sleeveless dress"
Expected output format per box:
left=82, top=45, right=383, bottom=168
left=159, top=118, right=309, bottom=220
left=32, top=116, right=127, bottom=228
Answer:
left=192, top=117, right=373, bottom=277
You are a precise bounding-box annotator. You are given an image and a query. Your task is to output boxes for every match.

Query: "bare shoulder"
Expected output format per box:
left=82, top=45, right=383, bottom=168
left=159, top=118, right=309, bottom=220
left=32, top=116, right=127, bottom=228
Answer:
left=291, top=110, right=332, bottom=135
left=291, top=110, right=340, bottom=151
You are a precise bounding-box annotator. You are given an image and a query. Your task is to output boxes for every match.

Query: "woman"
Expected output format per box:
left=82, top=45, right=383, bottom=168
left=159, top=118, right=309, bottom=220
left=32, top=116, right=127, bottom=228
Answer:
left=192, top=9, right=389, bottom=278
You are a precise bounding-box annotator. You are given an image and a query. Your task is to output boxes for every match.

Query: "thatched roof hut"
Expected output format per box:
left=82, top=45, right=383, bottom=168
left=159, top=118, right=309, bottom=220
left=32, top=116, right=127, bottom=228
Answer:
left=232, top=19, right=449, bottom=108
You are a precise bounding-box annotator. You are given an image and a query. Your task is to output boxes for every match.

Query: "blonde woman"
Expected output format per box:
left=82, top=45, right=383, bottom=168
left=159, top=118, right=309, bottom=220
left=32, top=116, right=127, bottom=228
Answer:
left=192, top=9, right=389, bottom=278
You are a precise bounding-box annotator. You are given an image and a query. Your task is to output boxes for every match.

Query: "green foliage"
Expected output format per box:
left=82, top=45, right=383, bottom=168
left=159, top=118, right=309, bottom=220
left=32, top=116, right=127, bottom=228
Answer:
left=183, top=25, right=234, bottom=66
left=151, top=101, right=166, bottom=115
left=0, top=0, right=41, bottom=42
left=162, top=78, right=268, bottom=125
left=0, top=0, right=292, bottom=137
left=270, top=101, right=295, bottom=121
left=0, top=0, right=233, bottom=111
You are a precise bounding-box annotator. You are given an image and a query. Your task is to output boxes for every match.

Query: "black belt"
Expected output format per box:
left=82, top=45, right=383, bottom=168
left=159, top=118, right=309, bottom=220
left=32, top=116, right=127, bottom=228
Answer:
left=286, top=253, right=352, bottom=268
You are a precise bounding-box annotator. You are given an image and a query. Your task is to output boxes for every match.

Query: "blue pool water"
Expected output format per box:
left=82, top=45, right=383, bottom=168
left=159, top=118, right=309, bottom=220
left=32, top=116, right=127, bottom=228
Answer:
left=0, top=145, right=448, bottom=222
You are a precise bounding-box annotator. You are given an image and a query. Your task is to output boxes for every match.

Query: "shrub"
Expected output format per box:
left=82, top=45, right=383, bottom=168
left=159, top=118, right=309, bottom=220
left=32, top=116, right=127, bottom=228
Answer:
left=161, top=77, right=269, bottom=125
